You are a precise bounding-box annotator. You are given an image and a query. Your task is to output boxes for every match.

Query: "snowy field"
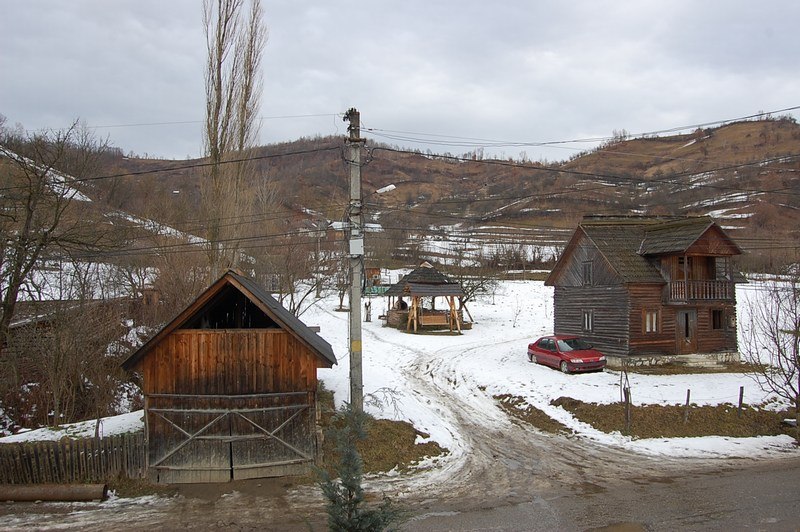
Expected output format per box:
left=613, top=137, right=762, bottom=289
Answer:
left=4, top=280, right=798, bottom=460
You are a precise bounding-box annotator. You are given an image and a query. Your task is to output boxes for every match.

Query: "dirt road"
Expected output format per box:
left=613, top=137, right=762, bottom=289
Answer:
left=1, top=326, right=798, bottom=530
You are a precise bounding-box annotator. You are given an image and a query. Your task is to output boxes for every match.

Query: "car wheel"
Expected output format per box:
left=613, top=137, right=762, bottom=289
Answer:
left=560, top=361, right=570, bottom=374
left=528, top=352, right=534, bottom=363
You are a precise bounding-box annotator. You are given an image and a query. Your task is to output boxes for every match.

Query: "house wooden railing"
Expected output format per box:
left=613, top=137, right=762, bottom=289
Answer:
left=669, top=280, right=733, bottom=301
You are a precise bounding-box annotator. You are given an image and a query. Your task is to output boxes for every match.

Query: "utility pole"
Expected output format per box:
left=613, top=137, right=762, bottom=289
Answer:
left=344, top=108, right=364, bottom=412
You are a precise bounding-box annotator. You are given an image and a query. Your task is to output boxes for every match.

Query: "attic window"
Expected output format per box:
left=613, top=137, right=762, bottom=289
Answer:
left=582, top=261, right=593, bottom=286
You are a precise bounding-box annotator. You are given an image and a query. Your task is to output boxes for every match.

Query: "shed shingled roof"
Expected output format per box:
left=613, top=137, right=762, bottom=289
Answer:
left=122, top=270, right=336, bottom=371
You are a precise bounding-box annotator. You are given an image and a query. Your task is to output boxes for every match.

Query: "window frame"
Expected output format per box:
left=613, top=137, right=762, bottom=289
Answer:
left=582, top=309, right=594, bottom=332
left=711, top=309, right=724, bottom=330
left=643, top=309, right=660, bottom=334
left=582, top=261, right=593, bottom=287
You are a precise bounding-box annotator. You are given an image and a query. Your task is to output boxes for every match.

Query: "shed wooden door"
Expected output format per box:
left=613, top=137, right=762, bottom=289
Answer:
left=676, top=309, right=698, bottom=354
left=147, top=392, right=315, bottom=483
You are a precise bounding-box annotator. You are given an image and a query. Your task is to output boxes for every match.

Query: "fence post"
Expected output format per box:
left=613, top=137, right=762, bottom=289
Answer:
left=623, top=387, right=632, bottom=434
left=684, top=389, right=691, bottom=424
left=737, top=386, right=744, bottom=418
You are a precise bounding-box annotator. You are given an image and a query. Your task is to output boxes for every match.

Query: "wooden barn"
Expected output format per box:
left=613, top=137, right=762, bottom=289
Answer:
left=383, top=262, right=466, bottom=332
left=546, top=216, right=743, bottom=365
left=121, top=270, right=336, bottom=483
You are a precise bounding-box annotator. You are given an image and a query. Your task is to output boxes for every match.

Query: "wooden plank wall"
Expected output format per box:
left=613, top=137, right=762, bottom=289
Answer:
left=627, top=284, right=675, bottom=355
left=695, top=303, right=738, bottom=353
left=552, top=237, right=635, bottom=357
left=141, top=329, right=319, bottom=395
left=0, top=433, right=145, bottom=484
left=557, top=238, right=621, bottom=287
left=553, top=285, right=631, bottom=358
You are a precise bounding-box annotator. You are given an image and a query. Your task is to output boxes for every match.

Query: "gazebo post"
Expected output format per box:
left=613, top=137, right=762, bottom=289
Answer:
left=448, top=296, right=462, bottom=333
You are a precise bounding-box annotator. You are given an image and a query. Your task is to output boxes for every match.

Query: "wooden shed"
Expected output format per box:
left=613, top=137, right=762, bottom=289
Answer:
left=121, top=270, right=336, bottom=483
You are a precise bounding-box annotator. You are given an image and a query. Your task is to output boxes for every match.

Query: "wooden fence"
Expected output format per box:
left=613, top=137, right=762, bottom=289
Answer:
left=0, top=432, right=146, bottom=484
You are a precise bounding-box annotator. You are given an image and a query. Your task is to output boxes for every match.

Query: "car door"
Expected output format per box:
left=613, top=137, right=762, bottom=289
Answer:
left=540, top=338, right=558, bottom=368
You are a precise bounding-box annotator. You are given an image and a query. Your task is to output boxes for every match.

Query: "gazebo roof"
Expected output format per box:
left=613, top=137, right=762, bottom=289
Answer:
left=384, top=262, right=465, bottom=297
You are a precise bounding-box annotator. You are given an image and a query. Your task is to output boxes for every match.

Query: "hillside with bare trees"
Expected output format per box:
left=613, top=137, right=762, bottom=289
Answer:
left=89, top=117, right=800, bottom=273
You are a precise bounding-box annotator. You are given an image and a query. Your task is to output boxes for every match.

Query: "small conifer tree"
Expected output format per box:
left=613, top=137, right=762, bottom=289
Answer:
left=318, top=404, right=403, bottom=531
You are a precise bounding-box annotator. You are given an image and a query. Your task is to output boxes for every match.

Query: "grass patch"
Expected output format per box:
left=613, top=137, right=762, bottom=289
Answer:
left=551, top=396, right=797, bottom=439
left=495, top=394, right=572, bottom=435
left=318, top=384, right=446, bottom=475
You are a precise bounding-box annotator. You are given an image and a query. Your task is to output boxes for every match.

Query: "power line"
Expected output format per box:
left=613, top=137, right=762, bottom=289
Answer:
left=369, top=146, right=800, bottom=201
left=31, top=114, right=344, bottom=132
left=0, top=144, right=344, bottom=193
left=363, top=105, right=800, bottom=152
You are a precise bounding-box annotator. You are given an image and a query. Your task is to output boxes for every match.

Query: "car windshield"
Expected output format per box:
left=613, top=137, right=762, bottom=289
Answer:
left=557, top=338, right=592, bottom=351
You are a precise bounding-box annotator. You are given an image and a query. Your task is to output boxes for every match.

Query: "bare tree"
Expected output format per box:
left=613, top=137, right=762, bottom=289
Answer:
left=444, top=232, right=497, bottom=317
left=201, top=0, right=267, bottom=279
left=1, top=269, right=127, bottom=430
left=0, top=122, right=108, bottom=354
left=256, top=235, right=325, bottom=316
left=741, top=274, right=800, bottom=439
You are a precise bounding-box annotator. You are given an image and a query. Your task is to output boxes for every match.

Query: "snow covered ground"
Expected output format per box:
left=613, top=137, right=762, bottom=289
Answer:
left=4, top=280, right=797, bottom=461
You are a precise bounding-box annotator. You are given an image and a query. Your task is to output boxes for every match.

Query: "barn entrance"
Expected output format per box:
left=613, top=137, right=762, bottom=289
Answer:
left=147, top=392, right=315, bottom=484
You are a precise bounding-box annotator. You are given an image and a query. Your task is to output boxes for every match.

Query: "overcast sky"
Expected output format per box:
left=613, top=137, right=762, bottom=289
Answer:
left=2, top=1, right=799, bottom=162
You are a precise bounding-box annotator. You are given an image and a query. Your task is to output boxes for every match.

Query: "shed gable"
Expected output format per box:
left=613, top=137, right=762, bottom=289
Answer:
left=180, top=284, right=280, bottom=330
left=122, top=270, right=336, bottom=372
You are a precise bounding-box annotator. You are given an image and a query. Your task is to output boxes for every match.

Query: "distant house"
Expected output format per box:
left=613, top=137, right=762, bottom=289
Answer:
left=122, top=270, right=336, bottom=483
left=545, top=216, right=743, bottom=365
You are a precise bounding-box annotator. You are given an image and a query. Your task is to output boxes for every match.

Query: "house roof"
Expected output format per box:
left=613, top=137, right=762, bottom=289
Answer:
left=580, top=222, right=665, bottom=283
left=384, top=262, right=465, bottom=297
left=547, top=215, right=742, bottom=285
left=638, top=217, right=742, bottom=256
left=121, top=270, right=336, bottom=371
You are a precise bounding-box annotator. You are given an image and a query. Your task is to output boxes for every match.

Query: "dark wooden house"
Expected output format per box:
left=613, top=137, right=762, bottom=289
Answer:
left=546, top=216, right=743, bottom=363
left=384, top=262, right=466, bottom=332
left=121, top=270, right=336, bottom=483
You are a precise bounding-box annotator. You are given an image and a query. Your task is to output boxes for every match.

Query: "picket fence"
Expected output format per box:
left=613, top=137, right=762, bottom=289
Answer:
left=0, top=432, right=146, bottom=484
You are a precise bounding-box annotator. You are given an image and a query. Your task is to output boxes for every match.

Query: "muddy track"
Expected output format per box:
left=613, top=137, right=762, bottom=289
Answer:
left=357, top=326, right=741, bottom=510
left=0, top=313, right=775, bottom=530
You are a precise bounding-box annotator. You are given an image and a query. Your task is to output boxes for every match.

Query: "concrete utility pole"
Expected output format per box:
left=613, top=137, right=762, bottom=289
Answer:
left=344, top=108, right=365, bottom=412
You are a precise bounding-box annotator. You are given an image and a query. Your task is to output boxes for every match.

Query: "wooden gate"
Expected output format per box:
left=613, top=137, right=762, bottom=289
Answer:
left=146, top=392, right=315, bottom=483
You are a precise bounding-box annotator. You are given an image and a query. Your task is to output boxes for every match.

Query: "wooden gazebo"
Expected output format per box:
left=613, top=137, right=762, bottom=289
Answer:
left=383, top=262, right=466, bottom=333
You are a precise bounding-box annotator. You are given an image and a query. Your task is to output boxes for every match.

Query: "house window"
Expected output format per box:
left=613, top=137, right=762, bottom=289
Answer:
left=644, top=310, right=659, bottom=333
left=582, top=309, right=593, bottom=331
left=711, top=309, right=724, bottom=330
left=582, top=261, right=593, bottom=286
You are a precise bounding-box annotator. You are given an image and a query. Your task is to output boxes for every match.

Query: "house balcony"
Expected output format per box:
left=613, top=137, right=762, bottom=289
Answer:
left=668, top=280, right=734, bottom=302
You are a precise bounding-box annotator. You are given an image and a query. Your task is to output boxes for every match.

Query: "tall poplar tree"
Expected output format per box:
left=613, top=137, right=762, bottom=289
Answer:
left=201, top=0, right=267, bottom=279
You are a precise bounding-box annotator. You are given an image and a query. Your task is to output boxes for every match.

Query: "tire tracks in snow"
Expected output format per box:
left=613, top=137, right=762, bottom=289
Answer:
left=354, top=319, right=731, bottom=510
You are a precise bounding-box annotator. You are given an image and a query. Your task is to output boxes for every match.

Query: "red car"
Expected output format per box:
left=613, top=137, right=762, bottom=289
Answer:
left=527, top=335, right=606, bottom=373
